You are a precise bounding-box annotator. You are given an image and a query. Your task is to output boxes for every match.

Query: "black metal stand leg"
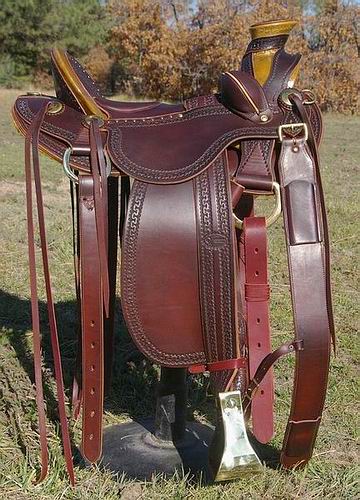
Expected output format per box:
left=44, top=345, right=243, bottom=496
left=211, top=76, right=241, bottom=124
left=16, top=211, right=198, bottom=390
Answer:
left=100, top=367, right=213, bottom=481
left=155, top=367, right=187, bottom=442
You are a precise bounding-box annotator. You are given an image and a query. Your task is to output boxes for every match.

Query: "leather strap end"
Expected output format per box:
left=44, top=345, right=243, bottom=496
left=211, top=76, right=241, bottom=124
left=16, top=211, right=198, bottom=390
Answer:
left=280, top=417, right=321, bottom=469
left=189, top=357, right=247, bottom=374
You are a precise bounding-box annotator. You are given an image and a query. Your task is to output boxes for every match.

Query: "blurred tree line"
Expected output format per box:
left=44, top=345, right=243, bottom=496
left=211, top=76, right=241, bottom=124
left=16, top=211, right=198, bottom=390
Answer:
left=0, top=0, right=358, bottom=113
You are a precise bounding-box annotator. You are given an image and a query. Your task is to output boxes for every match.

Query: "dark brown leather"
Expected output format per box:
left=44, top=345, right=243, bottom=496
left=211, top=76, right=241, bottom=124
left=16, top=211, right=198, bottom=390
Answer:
left=219, top=70, right=272, bottom=122
left=104, top=176, right=119, bottom=393
left=78, top=175, right=104, bottom=462
left=24, top=105, right=74, bottom=485
left=12, top=21, right=334, bottom=483
left=277, top=127, right=332, bottom=469
left=243, top=340, right=304, bottom=416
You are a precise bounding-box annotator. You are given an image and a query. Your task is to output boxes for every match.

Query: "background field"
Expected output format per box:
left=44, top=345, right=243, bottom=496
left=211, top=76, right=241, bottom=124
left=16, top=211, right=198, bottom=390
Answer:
left=0, top=88, right=359, bottom=499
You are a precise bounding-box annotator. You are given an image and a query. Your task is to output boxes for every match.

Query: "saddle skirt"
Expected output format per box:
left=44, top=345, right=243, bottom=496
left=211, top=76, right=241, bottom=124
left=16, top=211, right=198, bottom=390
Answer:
left=12, top=19, right=334, bottom=485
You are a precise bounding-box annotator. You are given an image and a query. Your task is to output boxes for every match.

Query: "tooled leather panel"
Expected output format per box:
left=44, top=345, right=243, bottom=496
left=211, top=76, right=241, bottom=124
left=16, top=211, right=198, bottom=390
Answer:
left=17, top=98, right=77, bottom=142
left=246, top=35, right=289, bottom=53
left=15, top=94, right=322, bottom=186
left=14, top=95, right=284, bottom=182
left=306, top=103, right=323, bottom=145
left=184, top=94, right=221, bottom=110
left=14, top=97, right=91, bottom=170
left=235, top=139, right=274, bottom=190
left=107, top=108, right=282, bottom=183
left=195, top=154, right=238, bottom=392
left=121, top=179, right=205, bottom=366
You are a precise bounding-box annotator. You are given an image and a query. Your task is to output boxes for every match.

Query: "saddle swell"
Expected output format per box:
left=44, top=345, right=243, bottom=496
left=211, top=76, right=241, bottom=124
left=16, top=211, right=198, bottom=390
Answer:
left=13, top=88, right=322, bottom=190
left=12, top=19, right=334, bottom=484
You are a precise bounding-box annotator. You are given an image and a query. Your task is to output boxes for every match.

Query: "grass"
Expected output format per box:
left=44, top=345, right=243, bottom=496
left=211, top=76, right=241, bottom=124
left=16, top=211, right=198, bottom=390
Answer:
left=0, top=88, right=359, bottom=499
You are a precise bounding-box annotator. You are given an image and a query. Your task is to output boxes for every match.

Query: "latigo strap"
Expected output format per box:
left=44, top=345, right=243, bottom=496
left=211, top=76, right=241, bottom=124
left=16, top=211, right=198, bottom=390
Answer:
left=277, top=117, right=332, bottom=468
left=78, top=175, right=104, bottom=462
left=243, top=217, right=274, bottom=444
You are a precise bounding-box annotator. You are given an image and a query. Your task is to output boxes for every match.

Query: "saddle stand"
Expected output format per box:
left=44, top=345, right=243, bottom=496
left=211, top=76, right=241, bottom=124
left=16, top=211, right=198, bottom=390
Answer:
left=12, top=19, right=334, bottom=485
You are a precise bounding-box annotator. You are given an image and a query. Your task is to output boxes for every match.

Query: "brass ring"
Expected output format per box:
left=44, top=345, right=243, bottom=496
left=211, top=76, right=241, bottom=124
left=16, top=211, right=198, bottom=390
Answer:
left=302, top=89, right=316, bottom=105
left=278, top=88, right=303, bottom=109
left=233, top=182, right=282, bottom=230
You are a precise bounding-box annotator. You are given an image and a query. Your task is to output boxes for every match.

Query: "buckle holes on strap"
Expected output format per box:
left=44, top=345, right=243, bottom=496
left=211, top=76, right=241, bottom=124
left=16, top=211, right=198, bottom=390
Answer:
left=255, top=270, right=259, bottom=276
left=260, top=390, right=264, bottom=395
left=90, top=320, right=95, bottom=327
left=90, top=387, right=95, bottom=395
left=90, top=411, right=95, bottom=417
left=257, top=342, right=261, bottom=348
left=91, top=342, right=95, bottom=349
left=254, top=247, right=259, bottom=254
left=256, top=318, right=261, bottom=324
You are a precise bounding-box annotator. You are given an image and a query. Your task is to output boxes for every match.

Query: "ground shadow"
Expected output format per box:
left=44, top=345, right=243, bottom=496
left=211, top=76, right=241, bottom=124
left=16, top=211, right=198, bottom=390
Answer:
left=0, top=288, right=281, bottom=483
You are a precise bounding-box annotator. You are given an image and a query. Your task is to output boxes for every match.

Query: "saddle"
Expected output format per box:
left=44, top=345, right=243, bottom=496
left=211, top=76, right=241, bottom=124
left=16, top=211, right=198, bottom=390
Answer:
left=12, top=19, right=334, bottom=484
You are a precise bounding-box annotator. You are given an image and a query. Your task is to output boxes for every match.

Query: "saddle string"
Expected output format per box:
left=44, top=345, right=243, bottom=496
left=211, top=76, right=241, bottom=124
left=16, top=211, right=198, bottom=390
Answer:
left=70, top=181, right=83, bottom=420
left=25, top=104, right=75, bottom=485
left=89, top=119, right=110, bottom=317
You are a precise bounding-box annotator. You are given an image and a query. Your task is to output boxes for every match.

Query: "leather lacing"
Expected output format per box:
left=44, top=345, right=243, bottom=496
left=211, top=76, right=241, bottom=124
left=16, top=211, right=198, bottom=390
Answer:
left=25, top=104, right=75, bottom=485
left=24, top=105, right=112, bottom=485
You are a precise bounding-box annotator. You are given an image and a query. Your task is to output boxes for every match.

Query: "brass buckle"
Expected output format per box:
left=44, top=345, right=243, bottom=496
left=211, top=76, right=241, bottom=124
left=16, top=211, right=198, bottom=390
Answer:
left=63, top=147, right=111, bottom=184
left=278, top=122, right=308, bottom=142
left=233, top=181, right=281, bottom=230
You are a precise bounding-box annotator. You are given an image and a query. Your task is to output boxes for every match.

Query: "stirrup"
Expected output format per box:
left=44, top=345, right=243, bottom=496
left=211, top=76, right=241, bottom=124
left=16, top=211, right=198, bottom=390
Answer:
left=213, top=391, right=262, bottom=481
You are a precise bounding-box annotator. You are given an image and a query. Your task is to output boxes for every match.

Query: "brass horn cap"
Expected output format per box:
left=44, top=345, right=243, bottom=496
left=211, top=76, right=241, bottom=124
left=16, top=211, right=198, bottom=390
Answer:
left=249, top=19, right=297, bottom=40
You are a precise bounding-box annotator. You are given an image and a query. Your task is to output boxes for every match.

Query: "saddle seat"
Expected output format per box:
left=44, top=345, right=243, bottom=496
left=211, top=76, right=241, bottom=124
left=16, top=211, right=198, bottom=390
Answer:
left=52, top=48, right=184, bottom=119
left=93, top=96, right=183, bottom=117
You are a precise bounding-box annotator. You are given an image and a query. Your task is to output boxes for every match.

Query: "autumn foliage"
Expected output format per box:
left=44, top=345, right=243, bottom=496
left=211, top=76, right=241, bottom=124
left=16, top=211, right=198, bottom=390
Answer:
left=1, top=1, right=358, bottom=113
left=99, top=0, right=359, bottom=114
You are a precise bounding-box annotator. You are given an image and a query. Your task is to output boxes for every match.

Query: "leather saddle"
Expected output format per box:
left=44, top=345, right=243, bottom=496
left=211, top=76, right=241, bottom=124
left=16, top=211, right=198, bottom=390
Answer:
left=12, top=19, right=334, bottom=485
